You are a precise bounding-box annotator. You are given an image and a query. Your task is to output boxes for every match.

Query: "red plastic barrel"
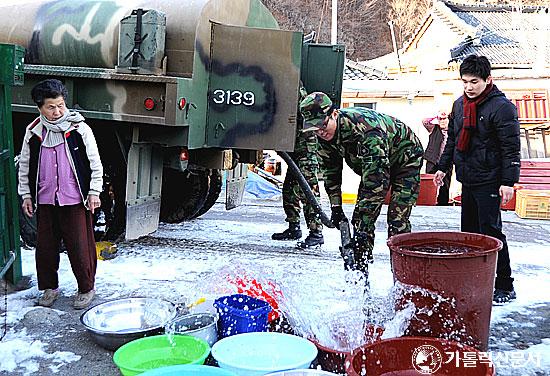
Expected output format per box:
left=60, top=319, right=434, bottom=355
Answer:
left=385, top=174, right=437, bottom=205
left=345, top=337, right=495, bottom=375
left=417, top=173, right=438, bottom=205
left=387, top=232, right=502, bottom=351
left=309, top=324, right=384, bottom=374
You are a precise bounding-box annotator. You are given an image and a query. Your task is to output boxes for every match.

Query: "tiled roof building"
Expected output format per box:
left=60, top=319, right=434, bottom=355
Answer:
left=443, top=2, right=550, bottom=67
left=342, top=0, right=550, bottom=157
left=344, top=60, right=389, bottom=80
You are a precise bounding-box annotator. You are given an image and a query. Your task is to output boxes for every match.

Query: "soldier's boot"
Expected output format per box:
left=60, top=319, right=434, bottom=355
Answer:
left=272, top=222, right=302, bottom=240
left=296, top=230, right=324, bottom=249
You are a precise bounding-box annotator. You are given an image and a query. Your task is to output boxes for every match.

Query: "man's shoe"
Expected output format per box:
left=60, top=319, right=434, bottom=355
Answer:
left=74, top=289, right=95, bottom=309
left=297, top=230, right=324, bottom=249
left=493, top=288, right=516, bottom=304
left=38, top=288, right=59, bottom=307
left=272, top=223, right=302, bottom=240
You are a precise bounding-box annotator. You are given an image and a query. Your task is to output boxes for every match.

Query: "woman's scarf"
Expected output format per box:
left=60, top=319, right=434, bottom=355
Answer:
left=41, top=111, right=85, bottom=147
left=457, top=83, right=493, bottom=152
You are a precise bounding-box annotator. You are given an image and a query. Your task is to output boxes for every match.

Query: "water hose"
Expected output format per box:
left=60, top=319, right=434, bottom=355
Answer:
left=278, top=151, right=334, bottom=228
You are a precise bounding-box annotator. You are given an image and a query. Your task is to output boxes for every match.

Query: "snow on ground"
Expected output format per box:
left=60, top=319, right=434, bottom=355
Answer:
left=1, top=199, right=549, bottom=375
left=0, top=329, right=80, bottom=375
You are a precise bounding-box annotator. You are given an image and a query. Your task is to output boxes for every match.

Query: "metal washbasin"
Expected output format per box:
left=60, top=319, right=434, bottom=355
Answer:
left=80, top=297, right=177, bottom=351
left=169, top=312, right=218, bottom=346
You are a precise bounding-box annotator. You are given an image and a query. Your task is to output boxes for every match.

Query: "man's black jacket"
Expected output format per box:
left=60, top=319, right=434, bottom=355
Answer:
left=438, top=85, right=520, bottom=187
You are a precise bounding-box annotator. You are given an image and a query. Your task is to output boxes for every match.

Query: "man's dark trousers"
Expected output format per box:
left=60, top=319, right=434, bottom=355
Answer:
left=461, top=183, right=514, bottom=291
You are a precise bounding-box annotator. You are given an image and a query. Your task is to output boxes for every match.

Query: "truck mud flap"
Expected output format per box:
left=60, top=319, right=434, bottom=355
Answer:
left=125, top=142, right=163, bottom=240
left=225, top=163, right=248, bottom=210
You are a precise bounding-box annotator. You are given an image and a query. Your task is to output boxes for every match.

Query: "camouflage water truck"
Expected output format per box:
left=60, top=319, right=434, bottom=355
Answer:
left=0, top=0, right=344, bottom=243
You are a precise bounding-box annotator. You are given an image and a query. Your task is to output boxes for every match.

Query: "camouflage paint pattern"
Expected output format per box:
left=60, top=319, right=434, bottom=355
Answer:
left=0, top=0, right=301, bottom=152
left=189, top=0, right=300, bottom=150
left=317, top=107, right=423, bottom=271
left=0, top=0, right=235, bottom=75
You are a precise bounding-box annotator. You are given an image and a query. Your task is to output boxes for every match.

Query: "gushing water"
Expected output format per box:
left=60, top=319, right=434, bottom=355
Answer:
left=274, top=271, right=416, bottom=352
left=178, top=264, right=472, bottom=352
left=392, top=281, right=473, bottom=345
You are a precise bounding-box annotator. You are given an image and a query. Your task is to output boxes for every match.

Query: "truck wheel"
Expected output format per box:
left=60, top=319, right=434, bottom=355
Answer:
left=160, top=168, right=209, bottom=223
left=18, top=196, right=38, bottom=248
left=191, top=169, right=223, bottom=219
left=97, top=170, right=126, bottom=242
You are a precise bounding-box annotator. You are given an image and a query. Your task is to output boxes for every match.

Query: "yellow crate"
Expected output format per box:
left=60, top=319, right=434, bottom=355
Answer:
left=342, top=192, right=357, bottom=204
left=515, top=190, right=550, bottom=219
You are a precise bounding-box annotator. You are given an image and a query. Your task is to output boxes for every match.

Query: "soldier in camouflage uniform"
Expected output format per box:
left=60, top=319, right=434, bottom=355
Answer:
left=272, top=87, right=323, bottom=249
left=299, top=92, right=423, bottom=273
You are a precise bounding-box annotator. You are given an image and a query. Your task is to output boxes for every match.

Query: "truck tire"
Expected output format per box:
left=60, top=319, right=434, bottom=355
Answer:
left=160, top=168, right=209, bottom=223
left=97, top=169, right=126, bottom=242
left=191, top=169, right=223, bottom=219
left=18, top=196, right=38, bottom=248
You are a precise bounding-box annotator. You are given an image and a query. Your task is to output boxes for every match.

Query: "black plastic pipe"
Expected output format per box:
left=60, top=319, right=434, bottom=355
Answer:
left=278, top=151, right=334, bottom=229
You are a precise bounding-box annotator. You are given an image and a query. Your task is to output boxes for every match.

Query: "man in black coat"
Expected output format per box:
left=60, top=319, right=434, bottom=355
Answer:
left=434, top=55, right=520, bottom=304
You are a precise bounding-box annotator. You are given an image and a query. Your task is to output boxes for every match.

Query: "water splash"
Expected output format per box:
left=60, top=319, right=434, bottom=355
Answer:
left=392, top=281, right=474, bottom=346
left=275, top=270, right=392, bottom=352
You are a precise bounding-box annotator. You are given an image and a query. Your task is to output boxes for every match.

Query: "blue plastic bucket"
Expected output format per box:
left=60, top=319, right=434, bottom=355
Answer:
left=214, top=294, right=271, bottom=338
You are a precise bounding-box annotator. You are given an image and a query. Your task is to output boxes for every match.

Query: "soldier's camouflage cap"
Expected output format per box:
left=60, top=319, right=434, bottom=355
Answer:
left=299, top=92, right=333, bottom=132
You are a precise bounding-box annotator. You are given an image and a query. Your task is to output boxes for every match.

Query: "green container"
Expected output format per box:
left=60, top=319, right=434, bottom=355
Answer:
left=113, top=334, right=211, bottom=376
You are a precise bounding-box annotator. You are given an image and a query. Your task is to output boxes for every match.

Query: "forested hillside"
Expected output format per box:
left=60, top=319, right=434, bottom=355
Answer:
left=263, top=0, right=549, bottom=61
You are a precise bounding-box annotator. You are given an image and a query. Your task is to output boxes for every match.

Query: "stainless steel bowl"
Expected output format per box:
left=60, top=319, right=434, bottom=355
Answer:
left=169, top=312, right=218, bottom=346
left=80, top=297, right=177, bottom=351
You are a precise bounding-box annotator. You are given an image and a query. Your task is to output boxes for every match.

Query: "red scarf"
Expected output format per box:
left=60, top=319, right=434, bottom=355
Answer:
left=457, top=82, right=493, bottom=152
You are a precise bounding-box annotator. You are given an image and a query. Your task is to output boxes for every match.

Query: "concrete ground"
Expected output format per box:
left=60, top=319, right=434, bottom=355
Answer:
left=1, top=195, right=549, bottom=376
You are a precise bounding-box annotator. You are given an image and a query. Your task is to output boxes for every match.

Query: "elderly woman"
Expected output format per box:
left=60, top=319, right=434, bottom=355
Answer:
left=18, top=79, right=103, bottom=309
left=423, top=111, right=452, bottom=206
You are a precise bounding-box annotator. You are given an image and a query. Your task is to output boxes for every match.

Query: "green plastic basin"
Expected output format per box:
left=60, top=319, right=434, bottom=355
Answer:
left=113, top=334, right=211, bottom=376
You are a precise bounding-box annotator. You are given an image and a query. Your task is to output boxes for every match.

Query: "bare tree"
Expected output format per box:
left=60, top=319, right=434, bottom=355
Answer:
left=388, top=0, right=431, bottom=47
left=263, top=0, right=394, bottom=60
left=263, top=0, right=548, bottom=60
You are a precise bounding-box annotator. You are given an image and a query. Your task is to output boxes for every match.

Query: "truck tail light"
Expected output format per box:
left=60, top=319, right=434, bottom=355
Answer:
left=144, top=97, right=156, bottom=111
left=178, top=97, right=187, bottom=110
left=180, top=148, right=189, bottom=161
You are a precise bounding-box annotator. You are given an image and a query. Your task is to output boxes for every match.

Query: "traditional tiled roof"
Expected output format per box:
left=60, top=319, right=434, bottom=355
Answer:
left=441, top=1, right=550, bottom=66
left=344, top=60, right=389, bottom=80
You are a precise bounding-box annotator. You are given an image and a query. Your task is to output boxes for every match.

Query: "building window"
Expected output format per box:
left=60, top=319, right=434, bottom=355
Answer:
left=354, top=102, right=376, bottom=110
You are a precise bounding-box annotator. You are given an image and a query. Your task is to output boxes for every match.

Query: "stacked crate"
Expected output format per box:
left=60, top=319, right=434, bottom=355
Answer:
left=515, top=190, right=550, bottom=219
left=513, top=160, right=550, bottom=219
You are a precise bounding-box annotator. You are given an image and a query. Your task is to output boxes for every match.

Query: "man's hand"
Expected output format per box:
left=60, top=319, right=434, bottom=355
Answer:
left=433, top=171, right=446, bottom=187
left=22, top=198, right=34, bottom=218
left=330, top=205, right=347, bottom=229
left=499, top=185, right=514, bottom=204
left=86, top=194, right=101, bottom=214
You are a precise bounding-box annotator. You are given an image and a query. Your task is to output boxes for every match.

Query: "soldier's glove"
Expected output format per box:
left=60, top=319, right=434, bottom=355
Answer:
left=330, top=206, right=347, bottom=229
left=353, top=232, right=374, bottom=265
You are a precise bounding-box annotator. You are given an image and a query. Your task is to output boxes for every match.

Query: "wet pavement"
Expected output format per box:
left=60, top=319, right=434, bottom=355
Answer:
left=1, top=195, right=549, bottom=375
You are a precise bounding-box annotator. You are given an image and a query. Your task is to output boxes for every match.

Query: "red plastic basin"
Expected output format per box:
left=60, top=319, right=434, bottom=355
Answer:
left=345, top=337, right=495, bottom=376
left=309, top=324, right=384, bottom=374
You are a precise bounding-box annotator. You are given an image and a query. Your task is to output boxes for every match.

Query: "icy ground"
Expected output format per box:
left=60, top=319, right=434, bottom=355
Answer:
left=1, top=194, right=549, bottom=375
